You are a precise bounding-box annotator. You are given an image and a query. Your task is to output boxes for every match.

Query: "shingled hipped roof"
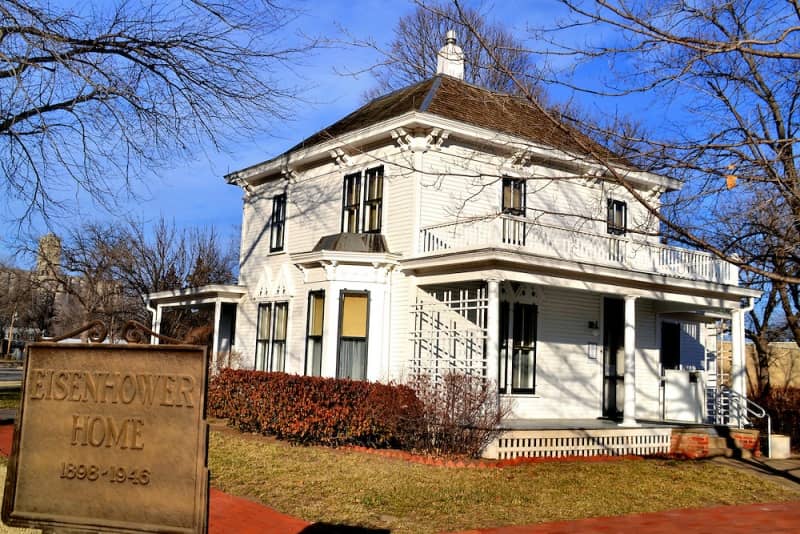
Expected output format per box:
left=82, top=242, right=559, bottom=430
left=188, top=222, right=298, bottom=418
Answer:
left=287, top=74, right=624, bottom=164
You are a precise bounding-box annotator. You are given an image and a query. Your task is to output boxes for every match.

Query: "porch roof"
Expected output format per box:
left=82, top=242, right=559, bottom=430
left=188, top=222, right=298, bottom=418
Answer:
left=401, top=248, right=760, bottom=308
left=144, top=284, right=246, bottom=308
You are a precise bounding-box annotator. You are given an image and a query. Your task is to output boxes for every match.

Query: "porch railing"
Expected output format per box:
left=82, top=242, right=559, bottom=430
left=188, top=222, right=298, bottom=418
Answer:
left=419, top=215, right=737, bottom=285
left=714, top=385, right=772, bottom=457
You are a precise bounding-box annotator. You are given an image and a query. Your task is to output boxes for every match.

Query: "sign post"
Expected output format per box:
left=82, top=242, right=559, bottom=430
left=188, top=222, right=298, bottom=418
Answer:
left=2, top=337, right=209, bottom=533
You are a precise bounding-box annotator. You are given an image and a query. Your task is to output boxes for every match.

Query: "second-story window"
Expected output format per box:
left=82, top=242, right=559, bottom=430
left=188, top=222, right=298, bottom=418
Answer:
left=270, top=193, right=286, bottom=252
left=341, top=166, right=384, bottom=233
left=502, top=177, right=525, bottom=216
left=342, top=172, right=361, bottom=233
left=607, top=199, right=627, bottom=235
left=363, top=166, right=384, bottom=233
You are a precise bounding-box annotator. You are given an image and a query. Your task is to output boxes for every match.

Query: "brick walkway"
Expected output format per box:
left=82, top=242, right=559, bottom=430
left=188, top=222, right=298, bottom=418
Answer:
left=454, top=501, right=800, bottom=533
left=1, top=422, right=799, bottom=533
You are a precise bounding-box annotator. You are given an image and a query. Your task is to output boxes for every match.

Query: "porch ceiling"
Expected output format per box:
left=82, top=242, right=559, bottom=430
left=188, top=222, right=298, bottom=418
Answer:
left=400, top=248, right=758, bottom=308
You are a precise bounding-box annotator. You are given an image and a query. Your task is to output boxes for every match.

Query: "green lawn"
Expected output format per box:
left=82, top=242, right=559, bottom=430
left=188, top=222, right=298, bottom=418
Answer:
left=209, top=429, right=800, bottom=534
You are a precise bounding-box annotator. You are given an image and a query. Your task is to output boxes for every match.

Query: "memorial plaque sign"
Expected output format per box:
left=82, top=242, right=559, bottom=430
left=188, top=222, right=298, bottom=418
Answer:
left=2, top=342, right=209, bottom=533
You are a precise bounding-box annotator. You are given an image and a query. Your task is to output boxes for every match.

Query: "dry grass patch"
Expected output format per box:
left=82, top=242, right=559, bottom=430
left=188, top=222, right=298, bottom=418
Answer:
left=209, top=429, right=800, bottom=534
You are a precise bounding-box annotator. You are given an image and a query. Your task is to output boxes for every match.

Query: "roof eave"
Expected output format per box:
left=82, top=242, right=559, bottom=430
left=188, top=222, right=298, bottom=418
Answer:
left=225, top=111, right=682, bottom=192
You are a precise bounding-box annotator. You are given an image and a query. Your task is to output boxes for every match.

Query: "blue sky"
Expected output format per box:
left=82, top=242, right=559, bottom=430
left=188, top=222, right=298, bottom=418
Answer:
left=0, top=0, right=587, bottom=266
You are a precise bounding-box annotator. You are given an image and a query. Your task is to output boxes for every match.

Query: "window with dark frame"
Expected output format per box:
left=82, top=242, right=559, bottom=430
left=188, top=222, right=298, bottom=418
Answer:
left=270, top=193, right=286, bottom=251
left=660, top=322, right=681, bottom=371
left=271, top=302, right=288, bottom=371
left=511, top=303, right=537, bottom=393
left=254, top=301, right=288, bottom=372
left=255, top=303, right=271, bottom=371
left=305, top=291, right=325, bottom=376
left=337, top=291, right=369, bottom=380
left=607, top=199, right=627, bottom=235
left=498, top=301, right=538, bottom=394
left=502, top=177, right=526, bottom=216
left=341, top=172, right=361, bottom=233
left=363, top=166, right=384, bottom=233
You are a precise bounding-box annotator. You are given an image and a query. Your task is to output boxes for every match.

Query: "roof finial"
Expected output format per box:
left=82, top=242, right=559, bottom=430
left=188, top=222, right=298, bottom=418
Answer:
left=437, top=30, right=464, bottom=79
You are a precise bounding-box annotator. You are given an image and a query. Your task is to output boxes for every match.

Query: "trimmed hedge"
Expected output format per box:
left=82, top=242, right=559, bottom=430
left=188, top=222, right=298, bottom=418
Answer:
left=207, top=369, right=423, bottom=448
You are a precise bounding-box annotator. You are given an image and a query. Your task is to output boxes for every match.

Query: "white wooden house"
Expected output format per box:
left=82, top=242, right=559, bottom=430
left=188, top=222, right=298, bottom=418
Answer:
left=147, top=36, right=761, bottom=458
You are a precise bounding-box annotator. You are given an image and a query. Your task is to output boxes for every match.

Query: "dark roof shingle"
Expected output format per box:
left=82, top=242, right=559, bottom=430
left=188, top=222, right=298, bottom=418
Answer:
left=286, top=74, right=622, bottom=163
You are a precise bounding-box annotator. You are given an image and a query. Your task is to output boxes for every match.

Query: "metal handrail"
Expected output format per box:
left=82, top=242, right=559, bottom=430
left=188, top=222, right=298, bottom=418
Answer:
left=720, top=385, right=772, bottom=458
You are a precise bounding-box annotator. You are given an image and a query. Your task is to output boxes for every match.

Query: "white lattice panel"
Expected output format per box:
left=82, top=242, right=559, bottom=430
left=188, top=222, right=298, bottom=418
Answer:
left=485, top=428, right=672, bottom=459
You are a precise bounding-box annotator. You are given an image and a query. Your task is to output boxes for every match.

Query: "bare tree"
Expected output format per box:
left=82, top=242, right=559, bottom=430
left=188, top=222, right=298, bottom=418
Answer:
left=0, top=0, right=311, bottom=222
left=435, top=0, right=800, bottom=394
left=363, top=0, right=541, bottom=98
left=31, top=217, right=237, bottom=339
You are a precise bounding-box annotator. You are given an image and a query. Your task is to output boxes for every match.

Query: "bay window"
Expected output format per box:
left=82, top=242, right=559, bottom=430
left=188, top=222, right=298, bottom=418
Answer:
left=337, top=291, right=369, bottom=380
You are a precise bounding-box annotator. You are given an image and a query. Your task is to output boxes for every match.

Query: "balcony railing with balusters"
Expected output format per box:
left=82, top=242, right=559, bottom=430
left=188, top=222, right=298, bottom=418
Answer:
left=418, top=214, right=738, bottom=285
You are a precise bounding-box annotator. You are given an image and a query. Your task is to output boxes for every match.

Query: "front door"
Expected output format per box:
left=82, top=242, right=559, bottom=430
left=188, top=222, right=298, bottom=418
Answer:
left=603, top=298, right=625, bottom=419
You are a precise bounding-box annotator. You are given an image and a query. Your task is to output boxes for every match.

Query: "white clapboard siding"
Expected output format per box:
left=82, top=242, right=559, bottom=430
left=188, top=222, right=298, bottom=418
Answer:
left=416, top=143, right=661, bottom=248
left=635, top=299, right=661, bottom=420
left=507, top=287, right=602, bottom=419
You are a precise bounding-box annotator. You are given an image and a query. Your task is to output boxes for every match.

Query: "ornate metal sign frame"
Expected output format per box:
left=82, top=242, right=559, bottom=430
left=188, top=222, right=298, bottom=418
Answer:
left=1, top=322, right=209, bottom=533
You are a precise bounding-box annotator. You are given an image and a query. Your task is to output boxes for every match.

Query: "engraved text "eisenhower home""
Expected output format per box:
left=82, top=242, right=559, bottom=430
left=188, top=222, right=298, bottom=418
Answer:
left=28, top=369, right=196, bottom=407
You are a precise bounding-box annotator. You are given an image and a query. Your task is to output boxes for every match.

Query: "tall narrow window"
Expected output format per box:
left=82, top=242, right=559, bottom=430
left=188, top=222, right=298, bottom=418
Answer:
left=270, top=193, right=286, bottom=251
left=511, top=303, right=537, bottom=393
left=305, top=291, right=325, bottom=376
left=254, top=301, right=288, bottom=372
left=337, top=291, right=369, bottom=380
left=255, top=303, right=272, bottom=371
left=342, top=172, right=361, bottom=233
left=502, top=177, right=526, bottom=245
left=660, top=322, right=681, bottom=370
left=607, top=199, right=627, bottom=235
left=363, top=166, right=384, bottom=233
left=271, top=302, right=288, bottom=371
left=502, top=177, right=525, bottom=215
left=499, top=301, right=510, bottom=391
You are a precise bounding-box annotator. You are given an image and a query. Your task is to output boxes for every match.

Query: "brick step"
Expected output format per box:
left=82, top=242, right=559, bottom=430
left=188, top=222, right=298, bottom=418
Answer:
left=671, top=427, right=759, bottom=459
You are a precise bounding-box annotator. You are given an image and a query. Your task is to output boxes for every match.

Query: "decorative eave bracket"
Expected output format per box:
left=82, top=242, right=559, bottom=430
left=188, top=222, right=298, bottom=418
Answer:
left=391, top=127, right=449, bottom=153
left=329, top=148, right=354, bottom=168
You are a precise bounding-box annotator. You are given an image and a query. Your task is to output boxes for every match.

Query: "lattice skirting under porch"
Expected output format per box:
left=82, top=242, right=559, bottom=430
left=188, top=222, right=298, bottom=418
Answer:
left=484, top=428, right=673, bottom=459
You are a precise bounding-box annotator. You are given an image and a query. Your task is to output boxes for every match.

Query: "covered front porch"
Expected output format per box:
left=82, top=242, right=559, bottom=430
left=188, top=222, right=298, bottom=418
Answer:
left=145, top=284, right=246, bottom=369
left=403, top=254, right=758, bottom=432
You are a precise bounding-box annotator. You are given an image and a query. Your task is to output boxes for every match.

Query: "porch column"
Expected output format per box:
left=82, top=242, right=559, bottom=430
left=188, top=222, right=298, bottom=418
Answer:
left=486, top=279, right=500, bottom=396
left=151, top=305, right=163, bottom=345
left=622, top=295, right=638, bottom=426
left=730, top=307, right=746, bottom=426
left=211, top=300, right=222, bottom=370
left=322, top=283, right=341, bottom=378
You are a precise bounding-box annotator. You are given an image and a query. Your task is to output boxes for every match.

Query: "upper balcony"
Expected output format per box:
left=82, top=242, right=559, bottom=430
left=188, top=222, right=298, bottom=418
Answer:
left=417, top=215, right=738, bottom=286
